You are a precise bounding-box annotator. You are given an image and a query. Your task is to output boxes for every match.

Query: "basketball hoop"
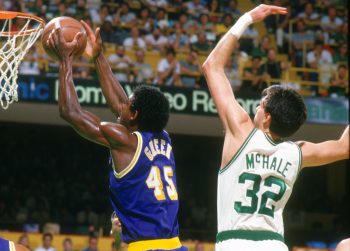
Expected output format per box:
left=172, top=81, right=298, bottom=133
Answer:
left=0, top=11, right=45, bottom=109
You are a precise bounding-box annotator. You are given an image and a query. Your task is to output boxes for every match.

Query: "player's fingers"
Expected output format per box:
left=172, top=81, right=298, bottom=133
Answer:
left=81, top=20, right=94, bottom=37
left=55, top=27, right=65, bottom=44
left=95, top=27, right=102, bottom=43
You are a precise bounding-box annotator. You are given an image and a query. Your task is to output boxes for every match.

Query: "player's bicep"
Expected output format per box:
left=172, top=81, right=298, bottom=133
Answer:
left=203, top=68, right=253, bottom=134
left=65, top=109, right=110, bottom=147
left=301, top=140, right=347, bottom=168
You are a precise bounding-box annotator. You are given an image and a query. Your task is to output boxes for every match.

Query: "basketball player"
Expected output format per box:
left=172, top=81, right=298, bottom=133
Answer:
left=0, top=237, right=29, bottom=251
left=201, top=4, right=350, bottom=251
left=47, top=24, right=187, bottom=250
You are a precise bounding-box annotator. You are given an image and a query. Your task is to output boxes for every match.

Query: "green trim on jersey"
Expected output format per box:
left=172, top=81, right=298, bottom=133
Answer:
left=216, top=230, right=284, bottom=243
left=263, top=133, right=283, bottom=146
left=219, top=128, right=257, bottom=174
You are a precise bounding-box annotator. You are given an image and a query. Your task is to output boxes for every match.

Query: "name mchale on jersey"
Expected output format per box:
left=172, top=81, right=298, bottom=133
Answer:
left=144, top=138, right=173, bottom=161
left=246, top=153, right=291, bottom=178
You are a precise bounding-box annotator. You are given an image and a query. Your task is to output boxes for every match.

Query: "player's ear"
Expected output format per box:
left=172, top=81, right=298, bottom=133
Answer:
left=263, top=112, right=271, bottom=128
left=130, top=109, right=138, bottom=122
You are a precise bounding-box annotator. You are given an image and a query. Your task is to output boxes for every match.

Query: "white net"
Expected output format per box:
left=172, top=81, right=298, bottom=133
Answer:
left=0, top=12, right=44, bottom=109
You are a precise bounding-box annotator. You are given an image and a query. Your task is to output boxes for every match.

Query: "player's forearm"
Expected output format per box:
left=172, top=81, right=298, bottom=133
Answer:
left=58, top=58, right=83, bottom=119
left=95, top=53, right=128, bottom=115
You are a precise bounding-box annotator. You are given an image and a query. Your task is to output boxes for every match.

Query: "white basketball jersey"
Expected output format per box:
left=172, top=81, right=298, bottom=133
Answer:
left=217, top=128, right=302, bottom=239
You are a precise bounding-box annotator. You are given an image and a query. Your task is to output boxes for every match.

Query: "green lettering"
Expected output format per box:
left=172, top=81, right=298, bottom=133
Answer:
left=246, top=154, right=255, bottom=169
left=270, top=157, right=277, bottom=170
left=256, top=154, right=261, bottom=164
left=282, top=162, right=291, bottom=178
left=262, top=155, right=269, bottom=169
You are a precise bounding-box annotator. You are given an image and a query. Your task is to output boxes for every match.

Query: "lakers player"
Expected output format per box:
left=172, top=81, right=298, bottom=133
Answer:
left=47, top=24, right=187, bottom=251
left=202, top=4, right=350, bottom=251
left=0, top=237, right=29, bottom=251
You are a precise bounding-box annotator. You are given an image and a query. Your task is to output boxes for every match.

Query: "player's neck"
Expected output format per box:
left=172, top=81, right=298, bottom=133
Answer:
left=265, top=130, right=282, bottom=142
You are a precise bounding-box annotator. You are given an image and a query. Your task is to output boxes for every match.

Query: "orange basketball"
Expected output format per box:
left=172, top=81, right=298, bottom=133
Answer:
left=41, top=16, right=87, bottom=60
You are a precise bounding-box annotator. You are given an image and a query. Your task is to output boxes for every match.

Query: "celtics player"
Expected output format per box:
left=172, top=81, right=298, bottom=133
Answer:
left=47, top=23, right=187, bottom=250
left=0, top=237, right=29, bottom=251
left=202, top=4, right=350, bottom=251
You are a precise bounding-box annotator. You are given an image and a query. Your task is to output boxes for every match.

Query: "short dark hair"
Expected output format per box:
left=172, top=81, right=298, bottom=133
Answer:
left=262, top=85, right=307, bottom=138
left=43, top=233, right=53, bottom=240
left=131, top=85, right=169, bottom=132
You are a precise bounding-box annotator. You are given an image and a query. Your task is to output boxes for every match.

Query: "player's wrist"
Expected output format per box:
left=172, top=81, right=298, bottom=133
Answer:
left=229, top=13, right=253, bottom=39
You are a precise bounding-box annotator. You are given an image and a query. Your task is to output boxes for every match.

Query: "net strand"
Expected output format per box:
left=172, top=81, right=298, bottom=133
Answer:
left=0, top=15, right=44, bottom=109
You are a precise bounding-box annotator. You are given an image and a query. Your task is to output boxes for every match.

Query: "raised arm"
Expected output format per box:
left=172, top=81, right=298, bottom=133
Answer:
left=81, top=21, right=129, bottom=115
left=300, top=126, right=349, bottom=168
left=202, top=5, right=287, bottom=136
left=47, top=28, right=109, bottom=146
left=201, top=5, right=287, bottom=166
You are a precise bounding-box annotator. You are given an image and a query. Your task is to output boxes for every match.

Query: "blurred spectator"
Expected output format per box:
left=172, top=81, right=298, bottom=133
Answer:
left=240, top=24, right=259, bottom=54
left=145, top=27, right=168, bottom=52
left=191, top=32, right=212, bottom=52
left=275, top=3, right=291, bottom=53
left=196, top=13, right=216, bottom=42
left=320, top=5, right=343, bottom=44
left=113, top=2, right=136, bottom=26
left=297, top=3, right=320, bottom=21
left=18, top=234, right=31, bottom=251
left=26, top=0, right=47, bottom=18
left=99, top=21, right=119, bottom=44
left=333, top=23, right=348, bottom=45
left=306, top=40, right=333, bottom=94
left=194, top=241, right=205, bottom=251
left=178, top=13, right=196, bottom=31
left=216, top=13, right=234, bottom=36
left=62, top=238, right=73, bottom=251
left=259, top=48, right=290, bottom=84
left=207, top=0, right=221, bottom=23
left=290, top=19, right=314, bottom=67
left=132, top=49, right=153, bottom=83
left=251, top=35, right=270, bottom=58
left=223, top=0, right=240, bottom=18
left=123, top=27, right=146, bottom=50
left=184, top=0, right=207, bottom=18
left=34, top=233, right=56, bottom=251
left=19, top=47, right=41, bottom=75
left=137, top=8, right=154, bottom=33
left=108, top=45, right=132, bottom=83
left=82, top=236, right=98, bottom=251
left=90, top=4, right=113, bottom=26
left=241, top=56, right=266, bottom=94
left=333, top=43, right=347, bottom=64
left=224, top=56, right=241, bottom=92
left=73, top=56, right=92, bottom=79
left=179, top=49, right=201, bottom=88
left=328, top=64, right=348, bottom=98
left=168, top=22, right=190, bottom=51
left=155, top=7, right=172, bottom=30
left=154, top=47, right=181, bottom=86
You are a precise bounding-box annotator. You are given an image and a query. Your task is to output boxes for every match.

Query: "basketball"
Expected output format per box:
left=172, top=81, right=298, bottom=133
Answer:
left=41, top=16, right=87, bottom=60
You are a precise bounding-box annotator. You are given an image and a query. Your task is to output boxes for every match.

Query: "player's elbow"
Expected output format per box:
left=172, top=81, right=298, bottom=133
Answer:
left=339, top=139, right=349, bottom=160
left=59, top=105, right=78, bottom=121
left=202, top=59, right=221, bottom=76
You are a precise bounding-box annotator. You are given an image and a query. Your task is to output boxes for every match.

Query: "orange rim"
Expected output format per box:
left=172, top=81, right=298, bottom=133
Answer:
left=0, top=11, right=45, bottom=36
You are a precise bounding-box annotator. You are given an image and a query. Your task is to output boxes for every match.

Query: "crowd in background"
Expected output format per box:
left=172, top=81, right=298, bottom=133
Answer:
left=0, top=0, right=348, bottom=96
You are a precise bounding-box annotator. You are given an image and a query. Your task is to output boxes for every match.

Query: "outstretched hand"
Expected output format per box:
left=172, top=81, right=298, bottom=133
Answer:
left=81, top=20, right=103, bottom=60
left=248, top=4, right=287, bottom=23
left=47, top=28, right=83, bottom=61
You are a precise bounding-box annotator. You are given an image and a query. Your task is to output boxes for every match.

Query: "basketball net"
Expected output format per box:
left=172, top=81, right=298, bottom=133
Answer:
left=0, top=11, right=45, bottom=109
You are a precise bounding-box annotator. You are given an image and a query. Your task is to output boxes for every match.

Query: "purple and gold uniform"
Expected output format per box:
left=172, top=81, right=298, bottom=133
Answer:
left=109, top=130, right=187, bottom=251
left=0, top=237, right=16, bottom=251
